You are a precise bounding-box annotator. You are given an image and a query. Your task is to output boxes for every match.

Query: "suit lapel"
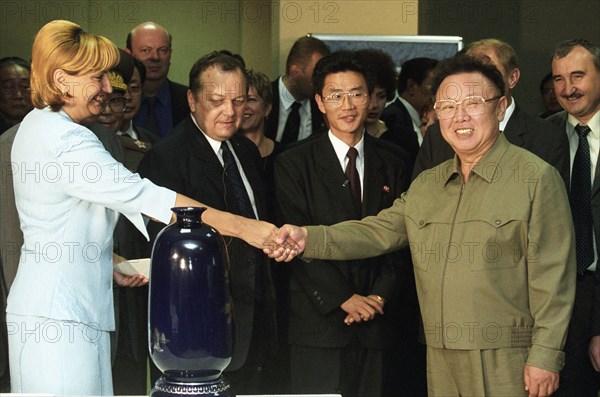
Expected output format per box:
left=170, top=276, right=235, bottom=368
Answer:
left=310, top=99, right=325, bottom=134
left=230, top=136, right=266, bottom=219
left=185, top=120, right=226, bottom=197
left=362, top=136, right=387, bottom=217
left=503, top=104, right=526, bottom=147
left=592, top=152, right=600, bottom=198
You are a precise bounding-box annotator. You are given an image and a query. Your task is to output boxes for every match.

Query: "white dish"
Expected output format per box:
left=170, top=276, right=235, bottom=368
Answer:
left=113, top=258, right=151, bottom=278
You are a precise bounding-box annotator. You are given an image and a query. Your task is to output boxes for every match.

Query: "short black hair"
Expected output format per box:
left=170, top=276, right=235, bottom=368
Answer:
left=312, top=51, right=376, bottom=96
left=552, top=39, right=600, bottom=71
left=397, top=57, right=438, bottom=93
left=355, top=48, right=397, bottom=100
left=0, top=57, right=30, bottom=71
left=431, top=55, right=505, bottom=100
left=132, top=57, right=146, bottom=85
left=188, top=51, right=246, bottom=94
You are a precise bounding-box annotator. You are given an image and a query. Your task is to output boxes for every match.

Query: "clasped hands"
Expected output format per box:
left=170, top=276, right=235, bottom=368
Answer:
left=342, top=294, right=385, bottom=325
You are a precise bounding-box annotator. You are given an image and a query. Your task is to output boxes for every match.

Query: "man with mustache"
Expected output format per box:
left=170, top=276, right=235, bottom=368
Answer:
left=547, top=38, right=600, bottom=397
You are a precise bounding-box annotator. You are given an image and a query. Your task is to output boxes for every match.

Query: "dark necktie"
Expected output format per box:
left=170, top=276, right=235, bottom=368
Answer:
left=145, top=96, right=161, bottom=136
left=281, top=102, right=301, bottom=144
left=345, top=147, right=362, bottom=219
left=570, top=124, right=594, bottom=274
left=221, top=142, right=256, bottom=219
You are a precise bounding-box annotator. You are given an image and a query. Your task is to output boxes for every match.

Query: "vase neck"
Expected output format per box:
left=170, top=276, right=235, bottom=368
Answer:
left=172, top=207, right=206, bottom=228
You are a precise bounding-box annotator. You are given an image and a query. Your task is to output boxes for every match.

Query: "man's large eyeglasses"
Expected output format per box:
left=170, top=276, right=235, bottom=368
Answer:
left=433, top=95, right=502, bottom=120
left=101, top=97, right=126, bottom=113
left=322, top=91, right=369, bottom=107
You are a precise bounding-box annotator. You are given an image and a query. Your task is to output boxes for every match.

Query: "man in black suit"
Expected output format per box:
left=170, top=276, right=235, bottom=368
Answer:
left=274, top=51, right=409, bottom=397
left=547, top=39, right=600, bottom=397
left=380, top=57, right=438, bottom=159
left=126, top=22, right=188, bottom=138
left=137, top=52, right=276, bottom=394
left=265, top=36, right=330, bottom=143
left=413, top=38, right=571, bottom=187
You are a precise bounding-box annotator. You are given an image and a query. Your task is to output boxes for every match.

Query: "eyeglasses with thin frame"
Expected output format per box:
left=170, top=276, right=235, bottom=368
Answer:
left=322, top=90, right=369, bottom=107
left=433, top=95, right=503, bottom=120
left=101, top=97, right=126, bottom=113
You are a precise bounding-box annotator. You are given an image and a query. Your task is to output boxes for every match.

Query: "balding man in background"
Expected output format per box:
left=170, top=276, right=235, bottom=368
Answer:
left=126, top=22, right=188, bottom=138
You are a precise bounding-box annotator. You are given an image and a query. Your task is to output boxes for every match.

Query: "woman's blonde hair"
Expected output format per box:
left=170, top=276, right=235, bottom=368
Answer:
left=30, top=20, right=119, bottom=110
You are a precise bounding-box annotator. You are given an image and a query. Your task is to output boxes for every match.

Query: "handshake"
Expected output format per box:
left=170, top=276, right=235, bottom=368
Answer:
left=247, top=222, right=308, bottom=262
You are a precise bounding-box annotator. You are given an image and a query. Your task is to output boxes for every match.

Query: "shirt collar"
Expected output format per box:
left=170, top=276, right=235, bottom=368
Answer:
left=190, top=114, right=223, bottom=157
left=566, top=110, right=600, bottom=140
left=399, top=96, right=422, bottom=127
left=442, top=133, right=509, bottom=185
left=279, top=76, right=309, bottom=112
left=499, top=96, right=515, bottom=132
left=117, top=121, right=137, bottom=139
left=328, top=130, right=365, bottom=164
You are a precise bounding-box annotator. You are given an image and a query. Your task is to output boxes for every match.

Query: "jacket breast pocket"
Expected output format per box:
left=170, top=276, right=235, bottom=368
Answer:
left=406, top=215, right=449, bottom=273
left=467, top=216, right=526, bottom=271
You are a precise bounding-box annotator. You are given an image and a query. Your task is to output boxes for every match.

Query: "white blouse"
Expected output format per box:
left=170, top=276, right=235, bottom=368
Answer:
left=7, top=108, right=176, bottom=331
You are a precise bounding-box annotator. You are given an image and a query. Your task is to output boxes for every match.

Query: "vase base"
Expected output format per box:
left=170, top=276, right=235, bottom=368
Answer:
left=150, top=375, right=235, bottom=397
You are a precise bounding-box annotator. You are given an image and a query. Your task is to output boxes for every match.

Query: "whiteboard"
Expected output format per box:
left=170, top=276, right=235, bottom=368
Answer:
left=310, top=34, right=463, bottom=67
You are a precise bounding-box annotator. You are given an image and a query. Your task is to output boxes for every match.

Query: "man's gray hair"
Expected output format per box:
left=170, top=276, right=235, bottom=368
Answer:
left=552, top=39, right=600, bottom=71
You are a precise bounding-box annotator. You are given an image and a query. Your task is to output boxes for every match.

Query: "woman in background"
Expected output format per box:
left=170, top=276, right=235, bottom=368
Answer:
left=240, top=69, right=285, bottom=191
left=7, top=20, right=279, bottom=396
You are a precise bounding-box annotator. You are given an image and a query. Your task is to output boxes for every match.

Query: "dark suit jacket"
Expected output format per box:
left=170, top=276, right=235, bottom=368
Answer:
left=548, top=111, right=600, bottom=336
left=381, top=97, right=414, bottom=131
left=413, top=103, right=571, bottom=187
left=117, top=126, right=159, bottom=173
left=274, top=133, right=408, bottom=349
left=264, top=78, right=326, bottom=141
left=380, top=98, right=420, bottom=162
left=137, top=117, right=276, bottom=370
left=169, top=80, right=189, bottom=128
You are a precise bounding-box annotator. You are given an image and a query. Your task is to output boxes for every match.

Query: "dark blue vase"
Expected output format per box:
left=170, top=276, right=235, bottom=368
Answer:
left=149, top=207, right=235, bottom=397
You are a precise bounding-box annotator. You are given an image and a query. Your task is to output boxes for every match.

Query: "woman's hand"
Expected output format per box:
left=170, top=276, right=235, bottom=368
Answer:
left=113, top=271, right=148, bottom=287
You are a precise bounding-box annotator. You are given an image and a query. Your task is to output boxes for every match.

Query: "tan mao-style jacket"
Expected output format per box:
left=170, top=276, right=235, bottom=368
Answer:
left=305, top=134, right=576, bottom=372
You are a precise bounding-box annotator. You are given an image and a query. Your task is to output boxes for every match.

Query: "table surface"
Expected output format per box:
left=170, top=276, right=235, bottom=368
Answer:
left=2, top=394, right=342, bottom=397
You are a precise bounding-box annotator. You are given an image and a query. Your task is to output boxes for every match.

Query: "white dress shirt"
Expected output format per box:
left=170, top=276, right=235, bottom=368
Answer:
left=276, top=76, right=313, bottom=142
left=398, top=96, right=423, bottom=145
left=328, top=130, right=365, bottom=200
left=499, top=97, right=516, bottom=132
left=191, top=115, right=258, bottom=219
